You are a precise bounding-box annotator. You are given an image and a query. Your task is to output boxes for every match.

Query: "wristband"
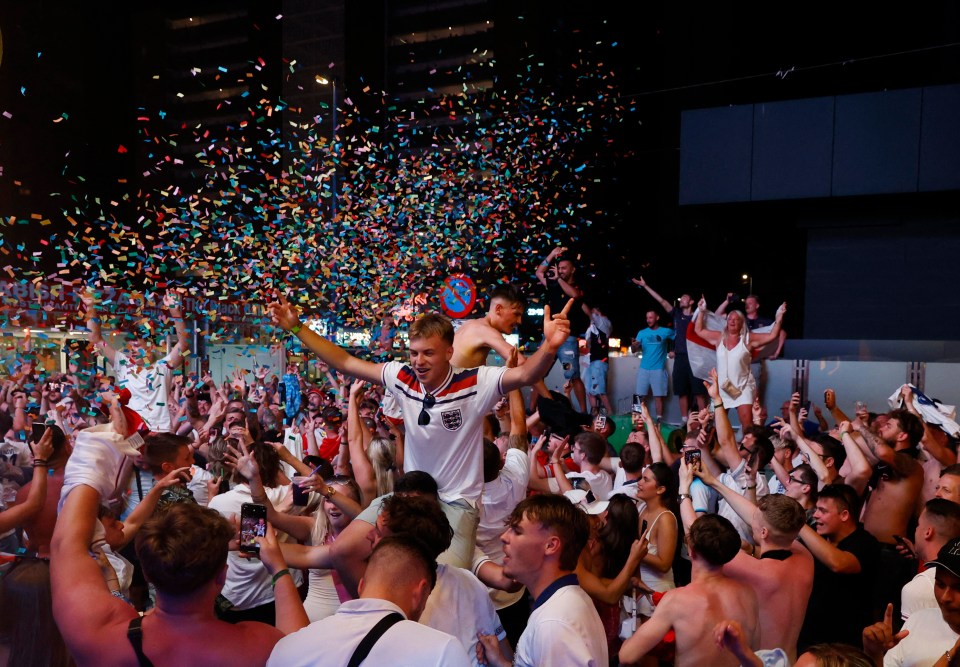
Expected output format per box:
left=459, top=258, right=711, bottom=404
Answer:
left=742, top=485, right=756, bottom=490
left=32, top=459, right=48, bottom=467
left=289, top=323, right=302, bottom=335
left=271, top=568, right=291, bottom=587
left=678, top=493, right=692, bottom=503
left=713, top=400, right=723, bottom=408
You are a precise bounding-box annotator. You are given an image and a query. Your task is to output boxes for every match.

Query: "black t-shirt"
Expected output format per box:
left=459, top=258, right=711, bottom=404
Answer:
left=798, top=525, right=881, bottom=651
left=544, top=278, right=589, bottom=336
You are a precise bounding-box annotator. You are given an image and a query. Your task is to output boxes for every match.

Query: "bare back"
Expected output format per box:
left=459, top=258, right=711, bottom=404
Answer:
left=723, top=546, right=813, bottom=662
left=70, top=611, right=282, bottom=667
left=452, top=318, right=510, bottom=368
left=661, top=576, right=759, bottom=667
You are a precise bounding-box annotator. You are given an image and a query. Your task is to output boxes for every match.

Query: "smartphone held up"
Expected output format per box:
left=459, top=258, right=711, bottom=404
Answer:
left=239, top=503, right=267, bottom=554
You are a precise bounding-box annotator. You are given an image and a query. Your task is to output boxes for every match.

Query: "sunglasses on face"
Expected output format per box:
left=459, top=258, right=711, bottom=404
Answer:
left=418, top=393, right=436, bottom=426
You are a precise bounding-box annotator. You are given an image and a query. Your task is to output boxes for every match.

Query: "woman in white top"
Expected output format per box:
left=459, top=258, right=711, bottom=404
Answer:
left=233, top=442, right=364, bottom=622
left=636, top=461, right=679, bottom=618
left=694, top=297, right=785, bottom=429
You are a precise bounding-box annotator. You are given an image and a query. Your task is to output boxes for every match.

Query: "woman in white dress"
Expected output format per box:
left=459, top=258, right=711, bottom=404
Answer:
left=694, top=297, right=785, bottom=428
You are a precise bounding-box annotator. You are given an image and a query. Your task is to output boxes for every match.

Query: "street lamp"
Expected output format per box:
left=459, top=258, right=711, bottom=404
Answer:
left=741, top=273, right=753, bottom=295
left=315, top=75, right=339, bottom=218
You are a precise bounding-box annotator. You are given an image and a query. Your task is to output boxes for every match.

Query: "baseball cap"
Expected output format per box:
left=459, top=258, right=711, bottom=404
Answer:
left=928, top=537, right=960, bottom=578
left=564, top=488, right=609, bottom=515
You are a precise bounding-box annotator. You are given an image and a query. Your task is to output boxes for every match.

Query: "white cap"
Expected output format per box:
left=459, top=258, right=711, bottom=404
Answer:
left=564, top=489, right=609, bottom=515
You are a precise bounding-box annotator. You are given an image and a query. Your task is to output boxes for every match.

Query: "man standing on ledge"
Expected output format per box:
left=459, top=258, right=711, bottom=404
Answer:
left=267, top=294, right=572, bottom=570
left=536, top=246, right=589, bottom=412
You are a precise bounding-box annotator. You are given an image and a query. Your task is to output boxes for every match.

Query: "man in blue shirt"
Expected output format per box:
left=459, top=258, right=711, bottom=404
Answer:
left=631, top=310, right=675, bottom=422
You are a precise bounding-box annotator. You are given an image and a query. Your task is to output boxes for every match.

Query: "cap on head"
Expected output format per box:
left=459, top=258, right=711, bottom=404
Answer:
left=928, top=536, right=960, bottom=579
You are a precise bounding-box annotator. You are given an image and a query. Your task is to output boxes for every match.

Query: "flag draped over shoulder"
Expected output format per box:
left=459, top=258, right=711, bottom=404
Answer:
left=685, top=308, right=778, bottom=381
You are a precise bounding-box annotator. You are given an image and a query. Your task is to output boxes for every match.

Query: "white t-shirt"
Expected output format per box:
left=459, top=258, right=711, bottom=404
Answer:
left=549, top=467, right=613, bottom=501
left=381, top=362, right=506, bottom=505
left=208, top=483, right=297, bottom=610
left=476, top=449, right=529, bottom=558
left=718, top=459, right=769, bottom=545
left=475, top=448, right=529, bottom=611
left=420, top=564, right=506, bottom=667
left=113, top=349, right=177, bottom=433
left=514, top=582, right=608, bottom=667
left=900, top=566, right=937, bottom=621
left=267, top=598, right=471, bottom=667
left=884, top=606, right=959, bottom=666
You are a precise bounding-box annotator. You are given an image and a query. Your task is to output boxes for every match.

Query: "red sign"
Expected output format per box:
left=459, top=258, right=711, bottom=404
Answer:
left=440, top=274, right=477, bottom=319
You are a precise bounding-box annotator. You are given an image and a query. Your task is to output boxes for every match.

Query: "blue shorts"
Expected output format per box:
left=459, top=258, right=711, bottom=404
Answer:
left=556, top=336, right=581, bottom=380
left=636, top=367, right=669, bottom=397
left=587, top=360, right=608, bottom=396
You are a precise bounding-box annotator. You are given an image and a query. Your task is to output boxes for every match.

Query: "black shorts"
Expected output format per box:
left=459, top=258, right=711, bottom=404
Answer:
left=672, top=353, right=706, bottom=396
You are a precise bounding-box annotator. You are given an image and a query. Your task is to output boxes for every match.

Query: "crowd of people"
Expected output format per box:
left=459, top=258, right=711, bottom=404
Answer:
left=1, top=249, right=959, bottom=667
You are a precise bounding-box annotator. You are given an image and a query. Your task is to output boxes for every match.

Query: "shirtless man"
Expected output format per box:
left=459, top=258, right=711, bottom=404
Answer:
left=619, top=513, right=760, bottom=667
left=451, top=284, right=525, bottom=369
left=857, top=408, right=925, bottom=623
left=680, top=458, right=814, bottom=662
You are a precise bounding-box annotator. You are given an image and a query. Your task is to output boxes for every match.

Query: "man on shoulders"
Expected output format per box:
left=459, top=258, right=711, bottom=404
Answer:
left=452, top=284, right=526, bottom=369
left=478, top=494, right=608, bottom=667
left=268, top=293, right=571, bottom=569
left=83, top=288, right=190, bottom=434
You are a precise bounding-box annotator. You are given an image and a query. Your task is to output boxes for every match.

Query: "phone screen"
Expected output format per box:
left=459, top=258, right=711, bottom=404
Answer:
left=31, top=422, right=47, bottom=444
left=239, top=503, right=267, bottom=553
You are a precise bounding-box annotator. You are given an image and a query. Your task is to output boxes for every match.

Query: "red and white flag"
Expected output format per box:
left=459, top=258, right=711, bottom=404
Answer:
left=686, top=308, right=777, bottom=381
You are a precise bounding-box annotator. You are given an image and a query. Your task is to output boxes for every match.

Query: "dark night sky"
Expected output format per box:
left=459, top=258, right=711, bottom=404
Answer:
left=2, top=2, right=959, bottom=341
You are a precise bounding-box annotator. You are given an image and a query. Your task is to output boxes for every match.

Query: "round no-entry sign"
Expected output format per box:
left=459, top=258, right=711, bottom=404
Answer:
left=440, top=274, right=477, bottom=319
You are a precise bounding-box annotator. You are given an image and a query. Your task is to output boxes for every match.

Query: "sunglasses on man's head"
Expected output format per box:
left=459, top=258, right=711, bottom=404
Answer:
left=418, top=393, right=436, bottom=426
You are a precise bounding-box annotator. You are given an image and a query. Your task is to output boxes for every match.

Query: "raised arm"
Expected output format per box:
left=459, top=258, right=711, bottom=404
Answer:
left=746, top=303, right=786, bottom=350
left=346, top=381, right=377, bottom=504
left=823, top=389, right=852, bottom=425
left=228, top=441, right=314, bottom=543
left=799, top=524, right=862, bottom=573
left=714, top=293, right=735, bottom=317
left=117, top=466, right=194, bottom=549
left=81, top=289, right=118, bottom=367
left=643, top=403, right=676, bottom=466
left=51, top=485, right=137, bottom=662
left=268, top=294, right=383, bottom=385
left=705, top=370, right=741, bottom=467
left=501, top=301, right=572, bottom=392
left=632, top=276, right=673, bottom=313
left=535, top=246, right=566, bottom=287
left=694, top=297, right=722, bottom=346
left=163, top=289, right=190, bottom=369
left=902, top=385, right=957, bottom=466
left=576, top=539, right=648, bottom=604
left=1, top=427, right=54, bottom=533
left=837, top=422, right=872, bottom=496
